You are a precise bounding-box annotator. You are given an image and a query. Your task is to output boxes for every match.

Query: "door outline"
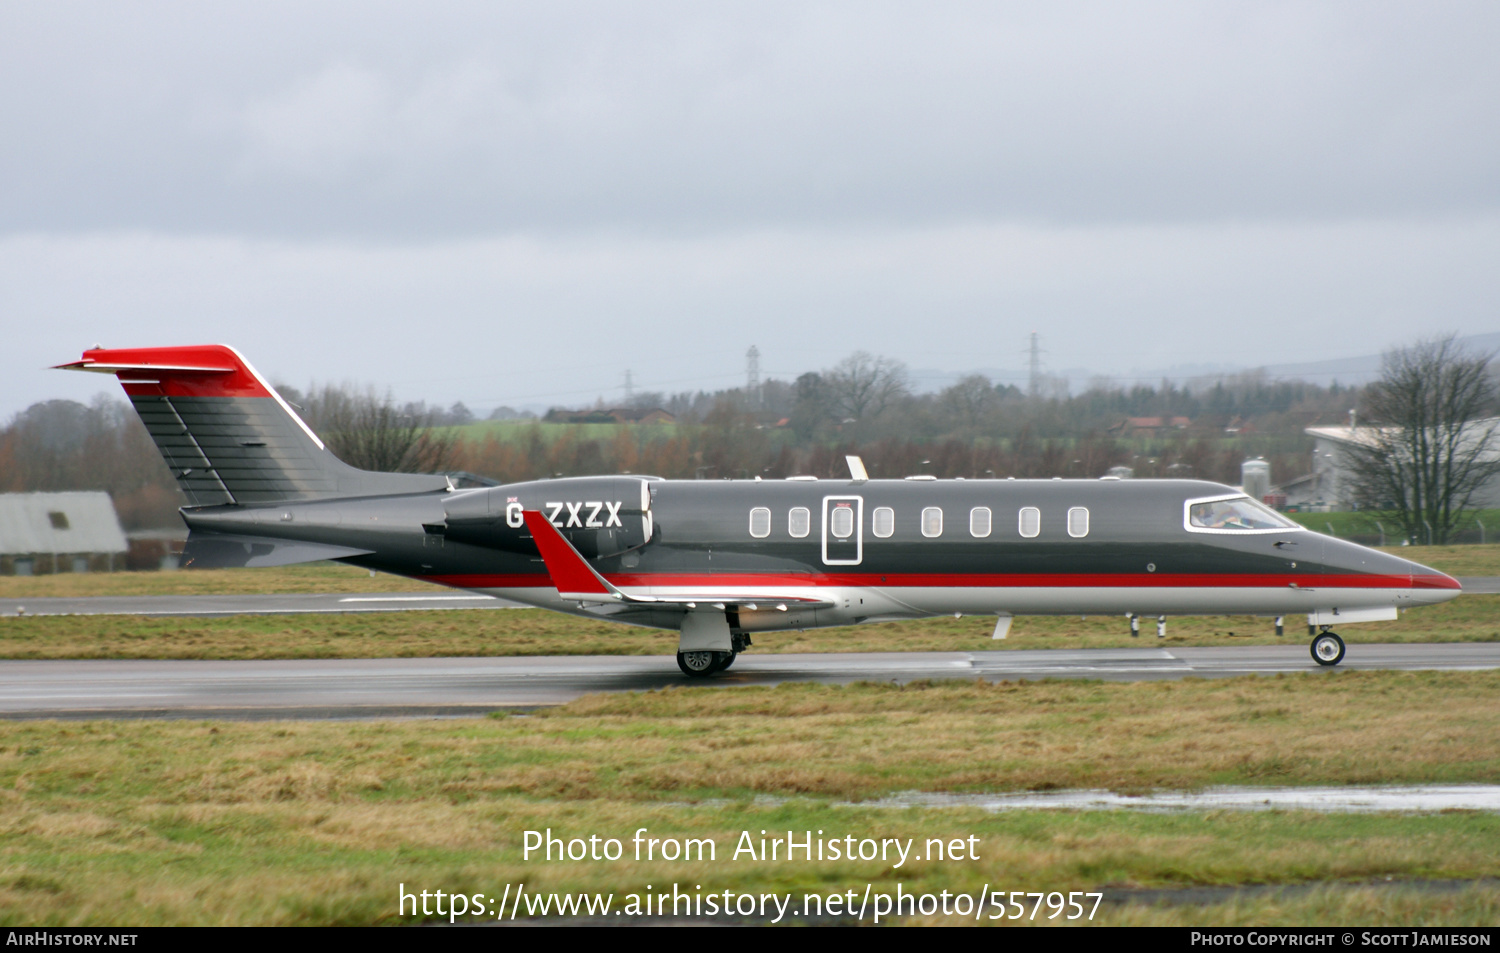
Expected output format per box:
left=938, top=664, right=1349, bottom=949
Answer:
left=821, top=495, right=864, bottom=566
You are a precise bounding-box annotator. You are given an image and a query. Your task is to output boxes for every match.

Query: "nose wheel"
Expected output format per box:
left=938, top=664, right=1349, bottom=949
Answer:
left=1310, top=630, right=1345, bottom=666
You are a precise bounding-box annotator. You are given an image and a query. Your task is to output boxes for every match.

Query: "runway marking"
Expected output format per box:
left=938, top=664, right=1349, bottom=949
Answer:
left=0, top=645, right=1494, bottom=718
left=338, top=595, right=497, bottom=603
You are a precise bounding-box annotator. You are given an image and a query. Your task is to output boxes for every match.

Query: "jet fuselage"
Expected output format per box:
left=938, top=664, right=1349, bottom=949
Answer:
left=179, top=474, right=1458, bottom=634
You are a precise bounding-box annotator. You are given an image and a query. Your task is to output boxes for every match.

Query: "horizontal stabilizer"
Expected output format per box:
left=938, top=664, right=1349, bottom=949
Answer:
left=55, top=344, right=448, bottom=505
left=181, top=532, right=374, bottom=569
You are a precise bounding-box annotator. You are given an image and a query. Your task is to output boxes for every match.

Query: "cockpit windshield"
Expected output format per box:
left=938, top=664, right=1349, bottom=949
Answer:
left=1187, top=497, right=1298, bottom=531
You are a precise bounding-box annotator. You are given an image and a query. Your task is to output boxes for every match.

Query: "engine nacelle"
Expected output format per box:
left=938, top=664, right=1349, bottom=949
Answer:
left=441, top=476, right=654, bottom=558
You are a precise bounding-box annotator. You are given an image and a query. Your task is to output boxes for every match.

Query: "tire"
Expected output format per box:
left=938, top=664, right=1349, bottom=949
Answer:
left=1311, top=632, right=1345, bottom=666
left=715, top=652, right=737, bottom=672
left=676, top=650, right=721, bottom=677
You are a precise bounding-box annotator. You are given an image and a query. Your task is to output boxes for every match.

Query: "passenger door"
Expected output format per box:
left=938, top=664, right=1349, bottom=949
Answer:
left=821, top=496, right=863, bottom=566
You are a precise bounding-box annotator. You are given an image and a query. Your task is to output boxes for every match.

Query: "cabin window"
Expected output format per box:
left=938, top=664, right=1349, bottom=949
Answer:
left=48, top=511, right=69, bottom=530
left=970, top=506, right=992, bottom=538
left=872, top=506, right=895, bottom=538
left=1067, top=506, right=1089, bottom=538
left=788, top=506, right=811, bottom=538
left=830, top=504, right=855, bottom=538
left=921, top=506, right=943, bottom=538
left=1018, top=506, right=1041, bottom=538
left=749, top=507, right=771, bottom=538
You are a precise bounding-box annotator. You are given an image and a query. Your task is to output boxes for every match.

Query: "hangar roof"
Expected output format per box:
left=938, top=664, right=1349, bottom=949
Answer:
left=0, top=492, right=128, bottom=555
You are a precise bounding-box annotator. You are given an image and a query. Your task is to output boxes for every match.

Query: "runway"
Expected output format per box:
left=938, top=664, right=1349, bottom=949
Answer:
left=0, top=643, right=1495, bottom=719
left=2, top=579, right=1495, bottom=619
left=1458, top=576, right=1500, bottom=593
left=0, top=591, right=526, bottom=617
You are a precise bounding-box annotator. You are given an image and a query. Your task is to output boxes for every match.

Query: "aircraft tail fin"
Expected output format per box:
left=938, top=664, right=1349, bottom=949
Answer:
left=55, top=344, right=447, bottom=506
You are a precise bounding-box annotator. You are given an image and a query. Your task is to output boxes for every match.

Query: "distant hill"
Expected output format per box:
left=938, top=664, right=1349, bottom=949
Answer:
left=1254, top=331, right=1500, bottom=386
left=908, top=332, right=1500, bottom=394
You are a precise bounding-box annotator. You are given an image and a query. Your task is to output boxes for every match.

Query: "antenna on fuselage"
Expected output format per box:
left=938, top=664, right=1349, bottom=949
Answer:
left=846, top=455, right=869, bottom=482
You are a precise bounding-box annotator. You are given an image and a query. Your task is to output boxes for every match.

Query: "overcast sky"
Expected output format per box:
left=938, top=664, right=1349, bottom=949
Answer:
left=4, top=1, right=1498, bottom=418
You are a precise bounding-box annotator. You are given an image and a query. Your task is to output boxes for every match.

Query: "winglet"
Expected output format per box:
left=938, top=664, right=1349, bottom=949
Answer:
left=522, top=511, right=623, bottom=602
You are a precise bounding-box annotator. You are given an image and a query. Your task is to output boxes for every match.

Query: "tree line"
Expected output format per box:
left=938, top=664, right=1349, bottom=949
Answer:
left=3, top=338, right=1493, bottom=540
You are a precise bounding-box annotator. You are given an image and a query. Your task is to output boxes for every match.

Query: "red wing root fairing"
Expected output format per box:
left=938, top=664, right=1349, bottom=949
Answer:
left=59, top=344, right=1462, bottom=676
left=523, top=510, right=833, bottom=614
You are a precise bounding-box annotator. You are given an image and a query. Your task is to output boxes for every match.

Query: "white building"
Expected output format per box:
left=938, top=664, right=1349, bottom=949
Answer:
left=1295, top=418, right=1500, bottom=511
left=0, top=492, right=129, bottom=575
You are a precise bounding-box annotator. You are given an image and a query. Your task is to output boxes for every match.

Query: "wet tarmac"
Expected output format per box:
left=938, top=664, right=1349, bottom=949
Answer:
left=2, top=579, right=1494, bottom=619
left=0, top=643, right=1495, bottom=719
left=857, top=784, right=1500, bottom=814
left=0, top=592, right=525, bottom=617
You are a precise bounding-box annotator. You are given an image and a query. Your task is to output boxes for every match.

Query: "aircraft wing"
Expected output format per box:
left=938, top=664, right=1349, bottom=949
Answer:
left=522, top=511, right=833, bottom=610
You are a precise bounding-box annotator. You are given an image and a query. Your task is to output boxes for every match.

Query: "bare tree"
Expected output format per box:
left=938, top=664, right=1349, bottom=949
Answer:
left=824, top=351, right=909, bottom=421
left=301, top=384, right=456, bottom=474
left=1343, top=336, right=1500, bottom=544
left=940, top=374, right=998, bottom=432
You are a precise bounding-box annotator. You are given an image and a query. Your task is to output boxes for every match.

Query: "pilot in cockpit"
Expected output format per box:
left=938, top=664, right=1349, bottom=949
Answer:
left=1208, top=502, right=1253, bottom=529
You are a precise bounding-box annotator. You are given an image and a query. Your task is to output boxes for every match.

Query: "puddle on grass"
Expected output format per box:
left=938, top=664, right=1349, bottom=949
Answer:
left=851, top=785, right=1500, bottom=814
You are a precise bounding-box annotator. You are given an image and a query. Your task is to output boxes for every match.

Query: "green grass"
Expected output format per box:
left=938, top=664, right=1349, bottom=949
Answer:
left=450, top=418, right=683, bottom=444
left=0, top=563, right=441, bottom=599
left=1, top=672, right=1497, bottom=925
left=1372, top=543, right=1500, bottom=577
left=1291, top=510, right=1500, bottom=546
left=1, top=593, right=1494, bottom=660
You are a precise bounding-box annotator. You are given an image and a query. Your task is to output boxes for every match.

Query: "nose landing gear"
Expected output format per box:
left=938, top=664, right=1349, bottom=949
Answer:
left=1310, top=629, right=1346, bottom=666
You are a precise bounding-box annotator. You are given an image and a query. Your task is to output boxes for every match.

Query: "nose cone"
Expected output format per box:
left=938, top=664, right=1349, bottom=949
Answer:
left=1405, top=558, right=1463, bottom=596
left=1386, top=549, right=1462, bottom=606
left=1320, top=537, right=1462, bottom=606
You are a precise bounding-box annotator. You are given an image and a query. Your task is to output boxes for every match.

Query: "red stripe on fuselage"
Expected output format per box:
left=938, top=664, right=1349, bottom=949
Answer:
left=1411, top=573, right=1463, bottom=590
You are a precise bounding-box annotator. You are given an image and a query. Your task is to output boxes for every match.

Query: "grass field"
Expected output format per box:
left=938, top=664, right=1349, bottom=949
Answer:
left=0, top=564, right=442, bottom=599
left=452, top=418, right=683, bottom=443
left=1380, top=543, right=1500, bottom=577
left=3, top=535, right=1495, bottom=925
left=1288, top=510, right=1500, bottom=547
left=0, top=540, right=1494, bottom=661
left=1, top=593, right=1494, bottom=660
left=0, top=671, right=1496, bottom=926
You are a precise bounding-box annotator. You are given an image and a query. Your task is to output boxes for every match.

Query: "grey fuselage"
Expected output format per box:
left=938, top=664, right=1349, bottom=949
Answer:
left=181, top=475, right=1460, bottom=635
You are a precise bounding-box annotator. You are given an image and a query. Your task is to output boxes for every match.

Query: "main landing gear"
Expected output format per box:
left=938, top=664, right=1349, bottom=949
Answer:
left=677, top=650, right=734, bottom=677
left=676, top=633, right=752, bottom=678
left=1310, top=629, right=1346, bottom=667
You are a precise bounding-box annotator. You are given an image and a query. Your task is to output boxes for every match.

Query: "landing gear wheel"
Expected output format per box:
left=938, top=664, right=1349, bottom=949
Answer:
left=715, top=651, right=737, bottom=672
left=677, top=650, right=722, bottom=677
left=1311, top=631, right=1345, bottom=667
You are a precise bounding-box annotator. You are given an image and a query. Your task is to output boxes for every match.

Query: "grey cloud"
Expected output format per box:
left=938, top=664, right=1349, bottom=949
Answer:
left=8, top=217, right=1499, bottom=421
left=2, top=1, right=1498, bottom=238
